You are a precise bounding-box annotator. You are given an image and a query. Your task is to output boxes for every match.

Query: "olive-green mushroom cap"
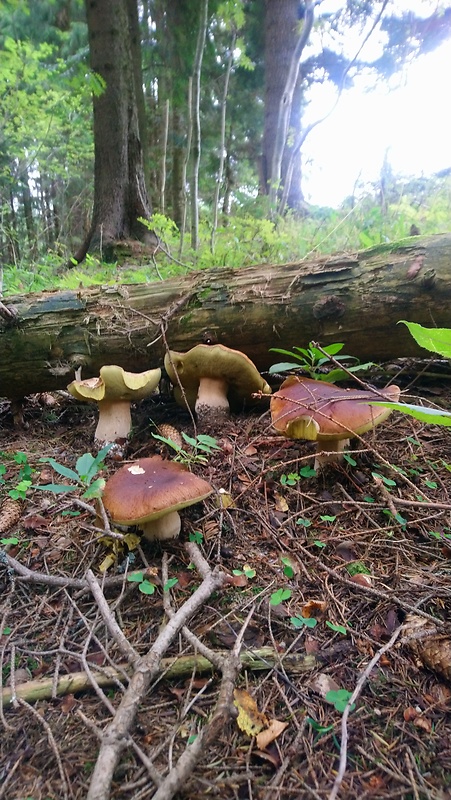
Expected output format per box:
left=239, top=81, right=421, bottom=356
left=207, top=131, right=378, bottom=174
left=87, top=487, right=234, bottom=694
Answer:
left=164, top=344, right=271, bottom=415
left=67, top=365, right=161, bottom=443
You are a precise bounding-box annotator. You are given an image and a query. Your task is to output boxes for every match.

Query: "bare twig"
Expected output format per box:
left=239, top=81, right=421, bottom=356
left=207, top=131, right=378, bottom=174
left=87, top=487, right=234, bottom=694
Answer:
left=328, top=625, right=403, bottom=800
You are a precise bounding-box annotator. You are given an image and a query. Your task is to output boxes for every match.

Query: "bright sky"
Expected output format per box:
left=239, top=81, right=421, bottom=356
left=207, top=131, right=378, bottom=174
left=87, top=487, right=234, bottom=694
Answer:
left=301, top=29, right=451, bottom=207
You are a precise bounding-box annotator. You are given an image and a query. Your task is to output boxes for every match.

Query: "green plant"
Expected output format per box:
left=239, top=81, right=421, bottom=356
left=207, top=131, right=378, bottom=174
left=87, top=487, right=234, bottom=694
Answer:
left=270, top=587, right=292, bottom=606
left=269, top=341, right=373, bottom=381
left=232, top=564, right=256, bottom=579
left=127, top=571, right=157, bottom=595
left=152, top=431, right=220, bottom=466
left=326, top=688, right=355, bottom=713
left=280, top=466, right=316, bottom=485
left=35, top=446, right=112, bottom=500
left=371, top=321, right=451, bottom=425
left=0, top=451, right=34, bottom=500
left=291, top=615, right=318, bottom=628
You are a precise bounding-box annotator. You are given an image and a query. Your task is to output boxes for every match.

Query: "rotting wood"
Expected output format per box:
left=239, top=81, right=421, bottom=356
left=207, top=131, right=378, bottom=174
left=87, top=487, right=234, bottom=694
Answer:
left=1, top=233, right=450, bottom=399
left=1, top=647, right=316, bottom=707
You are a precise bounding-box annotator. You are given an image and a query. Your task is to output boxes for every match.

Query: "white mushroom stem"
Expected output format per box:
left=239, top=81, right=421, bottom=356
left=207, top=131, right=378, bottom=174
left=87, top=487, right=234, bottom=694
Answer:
left=195, top=376, right=230, bottom=418
left=140, top=511, right=182, bottom=541
left=94, top=399, right=132, bottom=443
left=314, top=439, right=350, bottom=471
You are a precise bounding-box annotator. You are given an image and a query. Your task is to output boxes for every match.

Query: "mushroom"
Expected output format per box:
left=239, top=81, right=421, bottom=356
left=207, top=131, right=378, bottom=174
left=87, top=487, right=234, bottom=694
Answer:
left=67, top=365, right=161, bottom=443
left=101, top=456, right=213, bottom=540
left=270, top=376, right=401, bottom=470
left=164, top=344, right=271, bottom=422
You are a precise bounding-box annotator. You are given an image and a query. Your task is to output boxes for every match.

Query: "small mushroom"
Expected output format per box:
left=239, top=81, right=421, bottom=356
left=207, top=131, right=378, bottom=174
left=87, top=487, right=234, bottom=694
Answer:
left=101, top=456, right=213, bottom=540
left=270, top=376, right=401, bottom=470
left=164, top=344, right=271, bottom=422
left=67, top=365, right=161, bottom=443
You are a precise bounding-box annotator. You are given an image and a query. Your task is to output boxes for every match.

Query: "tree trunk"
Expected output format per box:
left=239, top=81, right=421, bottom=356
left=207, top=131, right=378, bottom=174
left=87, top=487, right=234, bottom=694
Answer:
left=74, top=0, right=157, bottom=264
left=1, top=234, right=450, bottom=400
left=190, top=0, right=209, bottom=251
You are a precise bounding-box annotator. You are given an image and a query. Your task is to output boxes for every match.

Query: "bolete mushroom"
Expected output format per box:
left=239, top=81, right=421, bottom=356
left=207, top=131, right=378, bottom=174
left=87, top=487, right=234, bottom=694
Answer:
left=164, top=344, right=271, bottom=422
left=67, top=365, right=161, bottom=443
left=101, top=456, right=213, bottom=540
left=270, top=376, right=401, bottom=470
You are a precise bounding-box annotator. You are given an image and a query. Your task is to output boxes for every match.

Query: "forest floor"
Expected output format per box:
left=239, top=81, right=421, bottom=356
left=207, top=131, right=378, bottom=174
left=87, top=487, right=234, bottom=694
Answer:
left=1, top=373, right=451, bottom=800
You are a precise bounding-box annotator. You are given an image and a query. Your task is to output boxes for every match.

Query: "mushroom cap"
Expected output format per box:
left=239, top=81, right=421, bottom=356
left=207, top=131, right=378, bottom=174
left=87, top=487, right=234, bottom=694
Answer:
left=164, top=344, right=271, bottom=409
left=271, top=376, right=401, bottom=441
left=67, top=365, right=161, bottom=403
left=102, top=456, right=213, bottom=526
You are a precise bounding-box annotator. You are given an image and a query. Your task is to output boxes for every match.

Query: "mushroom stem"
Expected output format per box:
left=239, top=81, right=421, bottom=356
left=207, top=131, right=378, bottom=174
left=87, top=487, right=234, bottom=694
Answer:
left=95, top=399, right=132, bottom=443
left=140, top=511, right=182, bottom=541
left=195, top=376, right=230, bottom=419
left=314, top=438, right=350, bottom=471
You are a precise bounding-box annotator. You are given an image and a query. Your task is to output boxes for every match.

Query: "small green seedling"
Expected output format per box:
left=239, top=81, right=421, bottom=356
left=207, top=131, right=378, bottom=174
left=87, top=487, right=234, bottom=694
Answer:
left=269, top=341, right=373, bottom=382
left=232, top=564, right=256, bottom=579
left=35, top=445, right=112, bottom=499
left=152, top=431, right=220, bottom=466
left=326, top=621, right=348, bottom=635
left=281, top=556, right=295, bottom=578
left=0, top=451, right=34, bottom=500
left=280, top=466, right=316, bottom=485
left=290, top=615, right=318, bottom=629
left=326, top=688, right=355, bottom=713
left=0, top=536, right=19, bottom=546
left=127, top=571, right=157, bottom=595
left=189, top=530, right=204, bottom=544
left=270, top=587, right=291, bottom=606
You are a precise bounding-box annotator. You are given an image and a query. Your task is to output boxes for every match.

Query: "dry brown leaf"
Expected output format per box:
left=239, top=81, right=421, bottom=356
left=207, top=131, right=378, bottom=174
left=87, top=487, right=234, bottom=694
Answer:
left=60, top=694, right=77, bottom=713
left=404, top=614, right=451, bottom=680
left=256, top=718, right=288, bottom=750
left=310, top=673, right=341, bottom=700
left=233, top=689, right=268, bottom=737
left=301, top=599, right=327, bottom=618
left=350, top=573, right=373, bottom=588
left=273, top=492, right=289, bottom=513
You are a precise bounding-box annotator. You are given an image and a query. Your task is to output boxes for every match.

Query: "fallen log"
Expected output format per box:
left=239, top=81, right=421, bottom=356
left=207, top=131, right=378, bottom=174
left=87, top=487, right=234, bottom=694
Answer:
left=1, top=233, right=450, bottom=399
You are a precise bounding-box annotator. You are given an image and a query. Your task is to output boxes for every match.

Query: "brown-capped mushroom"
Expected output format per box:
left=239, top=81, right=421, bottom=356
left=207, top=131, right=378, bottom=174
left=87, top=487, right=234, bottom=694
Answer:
left=270, top=376, right=401, bottom=470
left=67, top=365, right=161, bottom=444
left=164, top=344, right=271, bottom=422
left=101, top=456, right=213, bottom=540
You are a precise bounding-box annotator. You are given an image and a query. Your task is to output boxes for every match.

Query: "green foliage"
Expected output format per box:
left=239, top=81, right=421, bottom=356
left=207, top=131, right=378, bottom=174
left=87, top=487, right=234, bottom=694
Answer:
left=0, top=451, right=34, bottom=500
left=290, top=615, right=317, bottom=629
left=127, top=571, right=156, bottom=595
left=371, top=321, right=451, bottom=426
left=325, top=689, right=355, bottom=713
left=280, top=467, right=317, bottom=485
left=269, top=341, right=373, bottom=381
left=270, top=587, right=291, bottom=606
left=151, top=431, right=220, bottom=466
left=35, top=445, right=112, bottom=499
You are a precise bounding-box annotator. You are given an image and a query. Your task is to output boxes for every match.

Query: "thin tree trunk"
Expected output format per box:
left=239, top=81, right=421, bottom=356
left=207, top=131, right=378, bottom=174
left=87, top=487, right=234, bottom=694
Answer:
left=268, top=0, right=314, bottom=215
left=211, top=31, right=236, bottom=253
left=160, top=99, right=170, bottom=215
left=1, top=234, right=449, bottom=399
left=190, top=0, right=209, bottom=251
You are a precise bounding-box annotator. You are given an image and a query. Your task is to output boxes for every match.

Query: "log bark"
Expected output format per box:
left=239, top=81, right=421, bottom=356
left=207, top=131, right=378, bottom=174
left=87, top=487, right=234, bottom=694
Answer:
left=1, top=233, right=450, bottom=400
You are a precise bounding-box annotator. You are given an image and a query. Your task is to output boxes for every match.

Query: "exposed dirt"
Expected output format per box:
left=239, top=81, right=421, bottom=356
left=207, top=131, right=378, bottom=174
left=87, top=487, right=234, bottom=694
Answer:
left=1, top=379, right=451, bottom=800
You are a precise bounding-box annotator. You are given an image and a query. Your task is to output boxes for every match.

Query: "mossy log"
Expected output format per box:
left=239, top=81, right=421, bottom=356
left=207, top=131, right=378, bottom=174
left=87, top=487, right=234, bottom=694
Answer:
left=1, top=234, right=450, bottom=400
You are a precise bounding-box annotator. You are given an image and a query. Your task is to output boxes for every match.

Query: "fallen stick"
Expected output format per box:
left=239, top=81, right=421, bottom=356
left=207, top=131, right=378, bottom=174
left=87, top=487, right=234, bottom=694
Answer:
left=1, top=647, right=316, bottom=707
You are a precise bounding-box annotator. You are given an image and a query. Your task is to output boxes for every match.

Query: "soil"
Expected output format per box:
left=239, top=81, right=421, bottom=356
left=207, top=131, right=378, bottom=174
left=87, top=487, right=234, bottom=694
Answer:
left=1, top=377, right=451, bottom=800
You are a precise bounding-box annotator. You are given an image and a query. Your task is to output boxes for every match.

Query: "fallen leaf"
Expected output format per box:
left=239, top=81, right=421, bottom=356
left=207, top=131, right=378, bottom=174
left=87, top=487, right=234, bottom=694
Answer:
left=350, top=573, right=373, bottom=588
left=335, top=541, right=357, bottom=561
left=22, top=513, right=49, bottom=531
left=60, top=694, right=77, bottom=713
left=310, top=673, right=341, bottom=700
left=274, top=492, right=289, bottom=513
left=256, top=718, right=288, bottom=749
left=253, top=746, right=281, bottom=768
left=233, top=689, right=268, bottom=736
left=301, top=599, right=327, bottom=618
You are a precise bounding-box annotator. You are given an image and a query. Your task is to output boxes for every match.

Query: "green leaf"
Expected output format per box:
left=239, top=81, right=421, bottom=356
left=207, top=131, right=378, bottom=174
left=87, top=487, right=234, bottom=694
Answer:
left=296, top=518, right=312, bottom=527
left=82, top=478, right=105, bottom=499
left=1, top=627, right=12, bottom=635
left=305, top=717, right=334, bottom=734
left=370, top=401, right=451, bottom=427
left=325, top=689, right=355, bottom=713
left=189, top=531, right=203, bottom=544
left=326, top=621, right=348, bottom=634
left=127, top=571, right=145, bottom=582
left=163, top=578, right=179, bottom=591
left=0, top=537, right=18, bottom=546
left=398, top=321, right=451, bottom=358
left=268, top=361, right=302, bottom=374
left=290, top=615, right=317, bottom=628
left=372, top=472, right=396, bottom=487
left=33, top=482, right=77, bottom=494
left=320, top=515, right=336, bottom=522
left=321, top=342, right=345, bottom=356
left=43, top=458, right=80, bottom=482
left=76, top=452, right=96, bottom=481
left=139, top=580, right=156, bottom=595
left=270, top=588, right=291, bottom=606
